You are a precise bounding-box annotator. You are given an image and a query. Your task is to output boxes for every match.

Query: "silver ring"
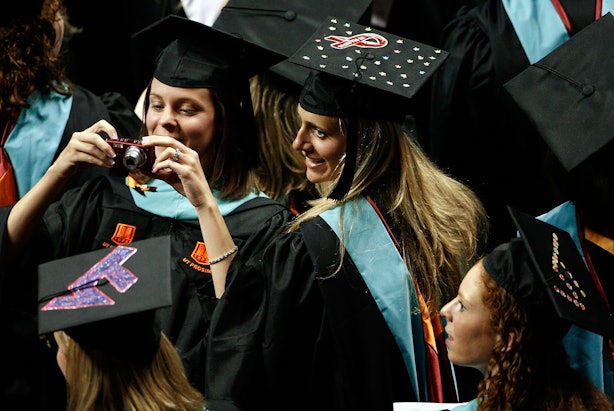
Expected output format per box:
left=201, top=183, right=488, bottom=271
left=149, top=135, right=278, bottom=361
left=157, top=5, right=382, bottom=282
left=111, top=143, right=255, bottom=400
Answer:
left=171, top=148, right=181, bottom=162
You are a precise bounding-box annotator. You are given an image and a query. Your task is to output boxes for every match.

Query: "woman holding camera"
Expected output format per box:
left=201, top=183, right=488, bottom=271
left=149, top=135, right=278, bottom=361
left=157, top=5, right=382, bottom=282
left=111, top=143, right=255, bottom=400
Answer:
left=1, top=15, right=292, bottom=409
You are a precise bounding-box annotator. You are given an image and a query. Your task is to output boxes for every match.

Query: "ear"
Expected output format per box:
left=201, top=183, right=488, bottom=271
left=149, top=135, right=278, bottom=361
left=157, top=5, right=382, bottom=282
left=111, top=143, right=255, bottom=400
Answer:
left=501, top=329, right=519, bottom=352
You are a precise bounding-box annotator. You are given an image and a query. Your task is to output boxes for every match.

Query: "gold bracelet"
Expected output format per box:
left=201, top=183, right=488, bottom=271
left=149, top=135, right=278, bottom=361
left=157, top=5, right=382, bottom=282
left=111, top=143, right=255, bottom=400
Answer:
left=208, top=245, right=238, bottom=265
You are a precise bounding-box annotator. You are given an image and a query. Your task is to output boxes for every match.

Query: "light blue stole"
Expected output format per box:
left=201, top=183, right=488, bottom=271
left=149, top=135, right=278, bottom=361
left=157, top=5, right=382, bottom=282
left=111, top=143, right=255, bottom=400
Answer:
left=503, top=0, right=614, bottom=63
left=5, top=90, right=72, bottom=198
left=539, top=201, right=612, bottom=396
left=129, top=178, right=265, bottom=219
left=319, top=196, right=428, bottom=400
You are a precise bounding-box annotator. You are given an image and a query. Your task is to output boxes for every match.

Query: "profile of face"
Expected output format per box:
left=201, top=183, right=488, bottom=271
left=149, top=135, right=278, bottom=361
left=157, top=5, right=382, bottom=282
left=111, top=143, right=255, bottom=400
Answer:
left=145, top=78, right=217, bottom=162
left=293, top=104, right=347, bottom=184
left=440, top=262, right=500, bottom=374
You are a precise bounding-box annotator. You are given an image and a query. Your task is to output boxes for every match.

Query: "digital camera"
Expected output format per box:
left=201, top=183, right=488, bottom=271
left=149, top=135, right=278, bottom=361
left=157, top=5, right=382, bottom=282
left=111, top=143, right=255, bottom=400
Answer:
left=106, top=138, right=155, bottom=171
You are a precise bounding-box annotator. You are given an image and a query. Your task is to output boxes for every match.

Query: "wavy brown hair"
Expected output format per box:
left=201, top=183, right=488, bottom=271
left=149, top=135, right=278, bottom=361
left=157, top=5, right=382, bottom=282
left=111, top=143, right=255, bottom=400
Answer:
left=61, top=331, right=205, bottom=411
left=477, top=266, right=614, bottom=410
left=291, top=118, right=488, bottom=313
left=0, top=0, right=71, bottom=121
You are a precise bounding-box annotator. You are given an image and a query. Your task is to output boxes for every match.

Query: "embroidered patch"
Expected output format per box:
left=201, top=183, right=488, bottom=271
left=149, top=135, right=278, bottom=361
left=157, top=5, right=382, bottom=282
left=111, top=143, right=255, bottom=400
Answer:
left=111, top=223, right=136, bottom=245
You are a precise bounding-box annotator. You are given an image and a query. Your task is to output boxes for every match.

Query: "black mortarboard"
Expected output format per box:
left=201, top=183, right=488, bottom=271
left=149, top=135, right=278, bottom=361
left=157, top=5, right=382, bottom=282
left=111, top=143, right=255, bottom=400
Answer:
left=483, top=207, right=614, bottom=339
left=504, top=13, right=614, bottom=172
left=212, top=0, right=372, bottom=85
left=132, top=15, right=285, bottom=90
left=38, top=236, right=172, bottom=364
left=288, top=17, right=448, bottom=199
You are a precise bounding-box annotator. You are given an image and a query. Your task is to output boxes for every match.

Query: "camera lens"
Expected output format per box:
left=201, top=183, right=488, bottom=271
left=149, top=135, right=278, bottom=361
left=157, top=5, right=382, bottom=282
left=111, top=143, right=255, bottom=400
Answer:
left=123, top=146, right=147, bottom=171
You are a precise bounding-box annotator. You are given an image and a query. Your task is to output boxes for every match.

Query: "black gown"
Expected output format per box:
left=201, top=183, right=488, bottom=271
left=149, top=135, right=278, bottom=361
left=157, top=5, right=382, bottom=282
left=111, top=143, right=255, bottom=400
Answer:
left=427, top=0, right=598, bottom=248
left=0, top=176, right=289, bottom=411
left=205, top=211, right=417, bottom=411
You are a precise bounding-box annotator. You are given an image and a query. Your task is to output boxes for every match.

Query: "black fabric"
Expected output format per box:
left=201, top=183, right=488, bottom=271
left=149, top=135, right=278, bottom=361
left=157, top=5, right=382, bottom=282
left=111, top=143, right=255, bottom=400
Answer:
left=212, top=0, right=372, bottom=85
left=428, top=1, right=571, bottom=248
left=205, top=214, right=415, bottom=411
left=132, top=15, right=284, bottom=90
left=1, top=0, right=44, bottom=26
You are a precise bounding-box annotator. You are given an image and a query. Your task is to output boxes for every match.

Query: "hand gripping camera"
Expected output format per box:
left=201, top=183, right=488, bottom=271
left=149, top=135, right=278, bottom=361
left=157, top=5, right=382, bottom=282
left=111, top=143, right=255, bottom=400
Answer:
left=106, top=138, right=155, bottom=171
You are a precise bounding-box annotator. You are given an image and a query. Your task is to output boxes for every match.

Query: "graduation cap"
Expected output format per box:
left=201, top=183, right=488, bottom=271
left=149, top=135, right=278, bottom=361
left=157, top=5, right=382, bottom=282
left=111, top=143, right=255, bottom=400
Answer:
left=212, top=0, right=372, bottom=85
left=483, top=207, right=614, bottom=339
left=38, top=236, right=172, bottom=364
left=132, top=14, right=285, bottom=90
left=287, top=16, right=449, bottom=199
left=504, top=13, right=614, bottom=172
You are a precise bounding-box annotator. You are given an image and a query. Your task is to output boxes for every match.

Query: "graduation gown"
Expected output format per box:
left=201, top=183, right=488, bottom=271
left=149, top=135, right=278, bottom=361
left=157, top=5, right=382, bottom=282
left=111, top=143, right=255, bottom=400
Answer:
left=205, top=197, right=446, bottom=411
left=0, top=176, right=289, bottom=410
left=428, top=0, right=608, bottom=248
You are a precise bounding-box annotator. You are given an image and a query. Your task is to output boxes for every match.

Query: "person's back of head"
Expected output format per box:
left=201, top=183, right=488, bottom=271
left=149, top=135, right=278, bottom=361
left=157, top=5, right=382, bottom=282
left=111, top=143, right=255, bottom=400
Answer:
left=61, top=331, right=205, bottom=411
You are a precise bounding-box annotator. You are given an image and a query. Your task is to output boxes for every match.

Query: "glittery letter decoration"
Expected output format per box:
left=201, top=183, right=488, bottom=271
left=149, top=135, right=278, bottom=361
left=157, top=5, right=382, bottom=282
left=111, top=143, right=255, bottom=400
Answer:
left=42, top=246, right=139, bottom=311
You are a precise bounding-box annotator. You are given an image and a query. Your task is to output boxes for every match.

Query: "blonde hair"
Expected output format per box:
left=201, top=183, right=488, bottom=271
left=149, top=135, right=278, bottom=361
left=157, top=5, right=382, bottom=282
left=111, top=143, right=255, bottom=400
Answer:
left=250, top=72, right=316, bottom=203
left=61, top=331, right=205, bottom=411
left=291, top=118, right=488, bottom=312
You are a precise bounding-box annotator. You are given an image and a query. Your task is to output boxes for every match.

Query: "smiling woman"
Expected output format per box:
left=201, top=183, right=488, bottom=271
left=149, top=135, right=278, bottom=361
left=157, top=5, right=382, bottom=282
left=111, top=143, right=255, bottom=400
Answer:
left=203, top=17, right=489, bottom=410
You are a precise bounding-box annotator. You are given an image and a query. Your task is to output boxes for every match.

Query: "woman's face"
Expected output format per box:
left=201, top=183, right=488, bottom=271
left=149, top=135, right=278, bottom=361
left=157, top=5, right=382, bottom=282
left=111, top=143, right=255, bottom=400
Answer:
left=145, top=78, right=217, bottom=160
left=293, top=104, right=347, bottom=184
left=440, top=263, right=500, bottom=374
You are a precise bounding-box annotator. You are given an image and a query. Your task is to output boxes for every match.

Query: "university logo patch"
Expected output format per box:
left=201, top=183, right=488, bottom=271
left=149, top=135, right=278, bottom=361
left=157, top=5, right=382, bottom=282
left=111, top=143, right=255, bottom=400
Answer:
left=191, top=241, right=209, bottom=265
left=111, top=223, right=136, bottom=245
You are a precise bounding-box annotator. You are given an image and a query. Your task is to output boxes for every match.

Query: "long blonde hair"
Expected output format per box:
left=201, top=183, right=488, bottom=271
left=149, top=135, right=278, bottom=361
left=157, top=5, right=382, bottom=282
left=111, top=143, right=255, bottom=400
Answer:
left=291, top=118, right=488, bottom=312
left=61, top=331, right=205, bottom=411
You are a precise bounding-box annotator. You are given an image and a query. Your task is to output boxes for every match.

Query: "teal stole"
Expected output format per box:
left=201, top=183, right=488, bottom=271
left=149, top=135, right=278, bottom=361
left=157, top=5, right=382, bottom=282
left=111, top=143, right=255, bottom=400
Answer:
left=129, top=178, right=265, bottom=219
left=5, top=90, right=72, bottom=198
left=319, top=196, right=428, bottom=400
left=503, top=0, right=614, bottom=63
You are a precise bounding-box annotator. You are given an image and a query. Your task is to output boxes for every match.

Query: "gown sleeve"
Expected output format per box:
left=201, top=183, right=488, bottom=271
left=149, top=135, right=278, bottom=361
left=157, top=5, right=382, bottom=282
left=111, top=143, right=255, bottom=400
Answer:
left=204, top=211, right=324, bottom=408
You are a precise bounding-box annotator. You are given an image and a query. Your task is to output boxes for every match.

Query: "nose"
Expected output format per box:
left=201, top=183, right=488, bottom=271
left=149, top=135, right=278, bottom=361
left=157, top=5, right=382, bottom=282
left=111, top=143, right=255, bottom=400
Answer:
left=440, top=299, right=453, bottom=320
left=159, top=108, right=178, bottom=131
left=292, top=124, right=310, bottom=152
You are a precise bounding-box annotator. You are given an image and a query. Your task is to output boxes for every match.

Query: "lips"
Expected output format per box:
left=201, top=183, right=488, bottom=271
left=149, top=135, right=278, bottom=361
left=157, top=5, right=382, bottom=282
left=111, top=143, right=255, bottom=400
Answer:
left=305, top=156, right=325, bottom=169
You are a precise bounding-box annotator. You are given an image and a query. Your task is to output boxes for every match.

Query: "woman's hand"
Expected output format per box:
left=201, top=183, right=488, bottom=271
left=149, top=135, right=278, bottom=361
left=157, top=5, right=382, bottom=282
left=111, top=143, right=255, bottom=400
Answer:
left=50, top=120, right=117, bottom=180
left=140, top=135, right=210, bottom=208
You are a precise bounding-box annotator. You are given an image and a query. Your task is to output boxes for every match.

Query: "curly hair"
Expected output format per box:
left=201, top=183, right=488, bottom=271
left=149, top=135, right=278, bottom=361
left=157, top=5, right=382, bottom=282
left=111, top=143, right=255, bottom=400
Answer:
left=477, top=267, right=614, bottom=410
left=291, top=118, right=489, bottom=312
left=0, top=0, right=72, bottom=121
